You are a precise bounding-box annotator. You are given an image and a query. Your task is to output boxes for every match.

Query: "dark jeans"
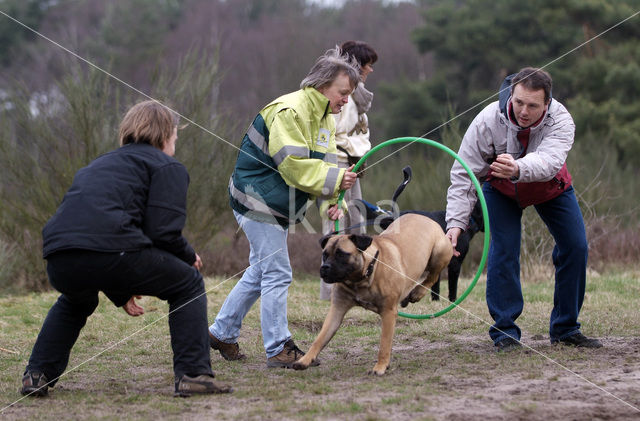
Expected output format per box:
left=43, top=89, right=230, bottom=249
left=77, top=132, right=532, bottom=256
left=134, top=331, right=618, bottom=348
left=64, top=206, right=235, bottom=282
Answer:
left=26, top=247, right=213, bottom=385
left=483, top=183, right=588, bottom=344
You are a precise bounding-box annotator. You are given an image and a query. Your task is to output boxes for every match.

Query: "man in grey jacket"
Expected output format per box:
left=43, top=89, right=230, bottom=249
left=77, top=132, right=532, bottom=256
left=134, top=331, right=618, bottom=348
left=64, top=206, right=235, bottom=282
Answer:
left=445, top=67, right=602, bottom=352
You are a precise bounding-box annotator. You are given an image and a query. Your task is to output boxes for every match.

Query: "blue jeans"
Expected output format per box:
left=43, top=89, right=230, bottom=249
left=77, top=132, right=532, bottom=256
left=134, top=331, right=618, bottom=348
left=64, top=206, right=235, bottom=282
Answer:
left=210, top=211, right=292, bottom=358
left=483, top=183, right=588, bottom=344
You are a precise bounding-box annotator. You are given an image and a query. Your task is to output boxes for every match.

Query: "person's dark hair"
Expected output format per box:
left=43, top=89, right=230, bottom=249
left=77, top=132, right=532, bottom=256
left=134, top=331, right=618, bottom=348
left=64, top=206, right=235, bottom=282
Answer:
left=119, top=100, right=179, bottom=149
left=339, top=40, right=378, bottom=69
left=300, top=46, right=360, bottom=91
left=511, top=67, right=552, bottom=103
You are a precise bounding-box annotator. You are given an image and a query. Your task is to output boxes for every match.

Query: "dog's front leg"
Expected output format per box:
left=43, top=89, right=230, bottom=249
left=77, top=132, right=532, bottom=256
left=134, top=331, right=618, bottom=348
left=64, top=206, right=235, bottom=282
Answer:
left=293, top=300, right=353, bottom=370
left=370, top=306, right=397, bottom=376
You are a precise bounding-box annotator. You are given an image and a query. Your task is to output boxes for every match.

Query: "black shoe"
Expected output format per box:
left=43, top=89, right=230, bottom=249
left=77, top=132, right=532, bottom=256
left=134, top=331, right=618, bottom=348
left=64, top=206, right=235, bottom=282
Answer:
left=174, top=374, right=233, bottom=397
left=495, top=337, right=522, bottom=353
left=20, top=371, right=49, bottom=397
left=552, top=333, right=603, bottom=348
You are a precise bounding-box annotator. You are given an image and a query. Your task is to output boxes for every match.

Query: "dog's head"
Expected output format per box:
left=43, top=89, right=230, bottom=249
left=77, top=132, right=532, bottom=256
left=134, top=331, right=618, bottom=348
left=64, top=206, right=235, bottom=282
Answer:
left=319, top=234, right=373, bottom=284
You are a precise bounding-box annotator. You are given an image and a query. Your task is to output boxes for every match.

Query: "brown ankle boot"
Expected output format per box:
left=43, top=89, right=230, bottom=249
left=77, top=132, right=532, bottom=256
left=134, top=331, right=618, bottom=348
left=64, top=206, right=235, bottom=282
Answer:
left=266, top=339, right=320, bottom=368
left=174, top=374, right=233, bottom=397
left=209, top=332, right=246, bottom=361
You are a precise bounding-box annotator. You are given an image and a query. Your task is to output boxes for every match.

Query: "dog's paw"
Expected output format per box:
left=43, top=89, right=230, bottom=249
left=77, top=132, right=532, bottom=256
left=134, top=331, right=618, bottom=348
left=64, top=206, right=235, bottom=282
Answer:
left=368, top=364, right=388, bottom=376
left=403, top=289, right=426, bottom=306
left=291, top=361, right=308, bottom=371
left=401, top=292, right=418, bottom=307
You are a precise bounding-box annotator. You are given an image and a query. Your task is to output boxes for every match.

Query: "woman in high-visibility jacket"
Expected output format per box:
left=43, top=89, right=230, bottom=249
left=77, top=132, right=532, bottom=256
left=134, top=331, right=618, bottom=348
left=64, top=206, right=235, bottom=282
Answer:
left=209, top=47, right=360, bottom=368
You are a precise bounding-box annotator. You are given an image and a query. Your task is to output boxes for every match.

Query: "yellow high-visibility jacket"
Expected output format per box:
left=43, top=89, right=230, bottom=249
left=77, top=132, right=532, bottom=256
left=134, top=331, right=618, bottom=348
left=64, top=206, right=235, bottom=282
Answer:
left=229, top=87, right=345, bottom=226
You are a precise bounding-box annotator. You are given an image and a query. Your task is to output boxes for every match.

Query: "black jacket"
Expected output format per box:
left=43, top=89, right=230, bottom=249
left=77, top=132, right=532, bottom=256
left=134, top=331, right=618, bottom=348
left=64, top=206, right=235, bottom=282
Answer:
left=42, top=143, right=196, bottom=264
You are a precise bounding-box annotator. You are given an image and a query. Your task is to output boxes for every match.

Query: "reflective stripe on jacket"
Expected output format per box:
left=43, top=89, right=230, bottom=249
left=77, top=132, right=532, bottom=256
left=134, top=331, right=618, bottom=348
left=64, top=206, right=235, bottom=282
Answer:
left=229, top=87, right=344, bottom=226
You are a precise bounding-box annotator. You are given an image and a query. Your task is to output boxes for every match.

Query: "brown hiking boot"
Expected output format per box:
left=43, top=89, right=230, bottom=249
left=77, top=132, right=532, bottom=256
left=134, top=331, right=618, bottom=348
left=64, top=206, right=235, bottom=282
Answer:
left=209, top=331, right=246, bottom=361
left=174, top=374, right=233, bottom=397
left=20, top=371, right=49, bottom=397
left=266, top=339, right=320, bottom=368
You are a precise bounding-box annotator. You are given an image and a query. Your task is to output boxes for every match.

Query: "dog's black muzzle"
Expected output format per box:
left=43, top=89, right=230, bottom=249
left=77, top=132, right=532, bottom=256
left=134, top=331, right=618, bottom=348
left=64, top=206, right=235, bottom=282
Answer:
left=320, top=265, right=359, bottom=284
left=320, top=263, right=338, bottom=283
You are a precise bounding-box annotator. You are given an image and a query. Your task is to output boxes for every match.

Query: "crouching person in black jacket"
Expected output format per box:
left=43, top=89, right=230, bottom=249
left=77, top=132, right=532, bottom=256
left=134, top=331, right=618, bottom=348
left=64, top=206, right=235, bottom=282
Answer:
left=21, top=100, right=232, bottom=398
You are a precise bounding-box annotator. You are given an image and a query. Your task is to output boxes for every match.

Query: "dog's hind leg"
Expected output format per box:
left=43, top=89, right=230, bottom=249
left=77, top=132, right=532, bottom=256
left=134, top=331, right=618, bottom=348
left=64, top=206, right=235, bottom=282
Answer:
left=401, top=268, right=441, bottom=307
left=293, top=298, right=354, bottom=370
left=402, top=241, right=453, bottom=307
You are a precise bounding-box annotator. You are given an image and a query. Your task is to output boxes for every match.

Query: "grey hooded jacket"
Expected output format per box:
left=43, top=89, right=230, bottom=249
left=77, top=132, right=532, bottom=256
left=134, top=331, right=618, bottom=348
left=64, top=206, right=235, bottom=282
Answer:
left=445, top=97, right=575, bottom=231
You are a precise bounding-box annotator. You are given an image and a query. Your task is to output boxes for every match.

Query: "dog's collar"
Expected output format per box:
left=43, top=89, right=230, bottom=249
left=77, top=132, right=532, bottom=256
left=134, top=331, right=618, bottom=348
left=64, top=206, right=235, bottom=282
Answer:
left=361, top=250, right=380, bottom=283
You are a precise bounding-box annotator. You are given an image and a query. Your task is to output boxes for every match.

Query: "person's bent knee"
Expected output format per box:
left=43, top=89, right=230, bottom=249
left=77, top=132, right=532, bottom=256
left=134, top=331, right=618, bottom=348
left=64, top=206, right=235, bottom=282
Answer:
left=59, top=293, right=99, bottom=318
left=170, top=271, right=206, bottom=305
left=559, top=233, right=588, bottom=258
left=573, top=239, right=588, bottom=258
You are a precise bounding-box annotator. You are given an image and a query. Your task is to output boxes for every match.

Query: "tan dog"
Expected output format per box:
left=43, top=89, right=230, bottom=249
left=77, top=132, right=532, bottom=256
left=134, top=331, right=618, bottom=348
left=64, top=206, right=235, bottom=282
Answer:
left=293, top=213, right=453, bottom=375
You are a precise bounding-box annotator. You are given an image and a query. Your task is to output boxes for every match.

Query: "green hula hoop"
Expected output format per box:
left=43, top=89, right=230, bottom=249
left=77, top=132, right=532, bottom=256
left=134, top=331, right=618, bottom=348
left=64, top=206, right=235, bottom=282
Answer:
left=334, top=137, right=490, bottom=319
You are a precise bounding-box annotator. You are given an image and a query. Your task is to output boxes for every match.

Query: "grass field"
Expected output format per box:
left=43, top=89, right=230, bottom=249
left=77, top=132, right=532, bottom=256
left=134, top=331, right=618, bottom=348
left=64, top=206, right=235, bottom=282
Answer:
left=1, top=269, right=639, bottom=420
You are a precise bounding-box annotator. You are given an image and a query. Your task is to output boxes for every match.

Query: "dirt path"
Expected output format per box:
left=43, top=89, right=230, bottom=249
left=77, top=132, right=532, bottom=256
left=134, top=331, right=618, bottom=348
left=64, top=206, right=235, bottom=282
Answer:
left=398, top=335, right=640, bottom=420
left=2, top=335, right=638, bottom=420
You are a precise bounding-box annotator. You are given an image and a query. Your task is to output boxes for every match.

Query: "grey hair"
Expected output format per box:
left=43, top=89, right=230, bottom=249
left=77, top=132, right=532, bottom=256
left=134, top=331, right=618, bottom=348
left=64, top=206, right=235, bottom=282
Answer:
left=300, top=46, right=360, bottom=90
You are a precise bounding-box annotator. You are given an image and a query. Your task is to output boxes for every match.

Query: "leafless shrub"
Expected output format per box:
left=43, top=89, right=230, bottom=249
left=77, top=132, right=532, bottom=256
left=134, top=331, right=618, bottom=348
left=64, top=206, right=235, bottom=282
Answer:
left=0, top=51, right=231, bottom=291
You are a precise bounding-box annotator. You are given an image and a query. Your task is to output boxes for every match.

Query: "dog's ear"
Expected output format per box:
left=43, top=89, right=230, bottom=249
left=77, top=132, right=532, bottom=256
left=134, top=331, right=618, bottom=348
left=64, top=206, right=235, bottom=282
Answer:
left=319, top=235, right=333, bottom=249
left=349, top=234, right=373, bottom=251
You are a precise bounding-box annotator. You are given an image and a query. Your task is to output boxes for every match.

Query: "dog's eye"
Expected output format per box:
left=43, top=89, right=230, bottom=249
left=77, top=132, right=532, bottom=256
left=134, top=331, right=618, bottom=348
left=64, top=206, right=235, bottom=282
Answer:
left=322, top=251, right=328, bottom=261
left=335, top=248, right=349, bottom=260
